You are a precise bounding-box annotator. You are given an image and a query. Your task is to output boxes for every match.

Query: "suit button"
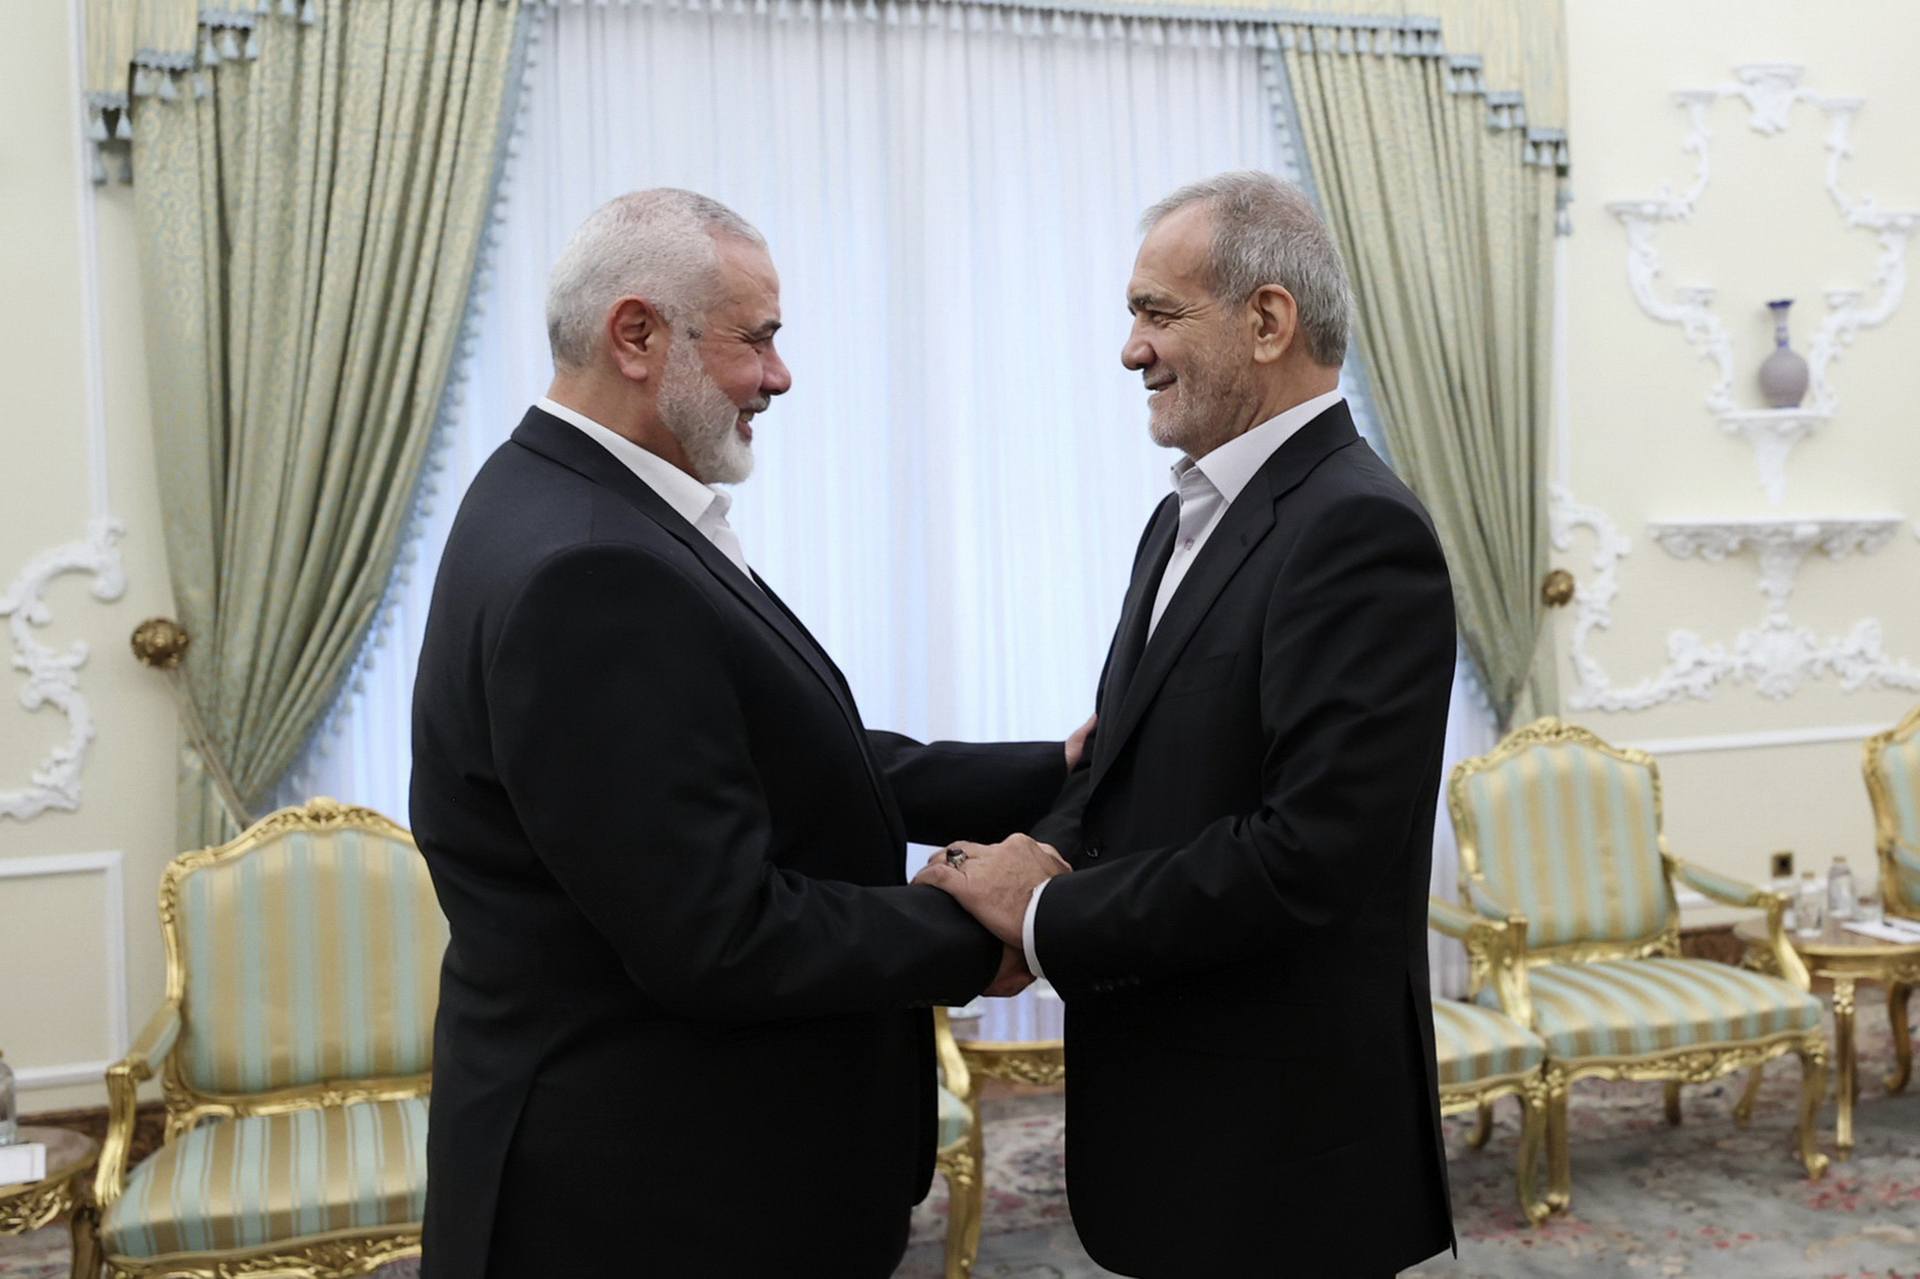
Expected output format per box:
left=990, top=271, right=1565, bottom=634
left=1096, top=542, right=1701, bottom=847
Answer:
left=1085, top=844, right=1101, bottom=860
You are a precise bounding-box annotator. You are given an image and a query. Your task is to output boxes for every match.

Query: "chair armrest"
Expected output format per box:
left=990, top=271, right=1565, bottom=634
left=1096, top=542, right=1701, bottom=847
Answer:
left=1464, top=874, right=1518, bottom=921
left=95, top=1003, right=182, bottom=1210
left=1665, top=855, right=1810, bottom=991
left=932, top=1007, right=973, bottom=1105
left=1665, top=853, right=1772, bottom=909
left=1430, top=893, right=1533, bottom=1030
left=1893, top=838, right=1920, bottom=879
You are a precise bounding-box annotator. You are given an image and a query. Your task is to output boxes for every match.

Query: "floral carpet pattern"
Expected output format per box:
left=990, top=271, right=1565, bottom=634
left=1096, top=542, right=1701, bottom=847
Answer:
left=6, top=1008, right=1914, bottom=1278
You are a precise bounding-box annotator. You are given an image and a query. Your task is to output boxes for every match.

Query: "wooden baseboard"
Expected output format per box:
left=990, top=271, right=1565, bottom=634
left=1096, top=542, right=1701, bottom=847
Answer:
left=22, top=1101, right=168, bottom=1168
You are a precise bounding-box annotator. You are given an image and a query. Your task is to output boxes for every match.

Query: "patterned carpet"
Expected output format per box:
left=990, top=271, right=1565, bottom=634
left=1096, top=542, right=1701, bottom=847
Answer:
left=7, top=1006, right=1914, bottom=1278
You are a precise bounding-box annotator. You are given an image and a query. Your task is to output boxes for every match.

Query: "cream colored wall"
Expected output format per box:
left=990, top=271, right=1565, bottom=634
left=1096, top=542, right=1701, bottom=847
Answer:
left=1555, top=0, right=1920, bottom=889
left=0, top=2, right=177, bottom=1113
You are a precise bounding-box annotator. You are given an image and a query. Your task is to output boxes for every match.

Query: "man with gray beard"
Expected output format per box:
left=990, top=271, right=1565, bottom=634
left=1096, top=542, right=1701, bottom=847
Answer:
left=409, top=189, right=1081, bottom=1277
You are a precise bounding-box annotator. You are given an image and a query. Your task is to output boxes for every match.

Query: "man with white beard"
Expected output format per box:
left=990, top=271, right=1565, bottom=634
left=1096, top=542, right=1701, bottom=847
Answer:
left=409, top=189, right=1082, bottom=1277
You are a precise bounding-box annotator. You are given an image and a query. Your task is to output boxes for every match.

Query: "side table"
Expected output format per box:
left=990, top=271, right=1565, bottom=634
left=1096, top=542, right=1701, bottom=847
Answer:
left=954, top=1037, right=1066, bottom=1090
left=1734, top=917, right=1920, bottom=1157
left=0, top=1126, right=101, bottom=1279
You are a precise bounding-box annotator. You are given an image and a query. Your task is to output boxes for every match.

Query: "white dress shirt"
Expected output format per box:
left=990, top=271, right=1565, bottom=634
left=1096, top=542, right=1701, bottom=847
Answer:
left=536, top=397, right=756, bottom=583
left=1021, top=388, right=1345, bottom=979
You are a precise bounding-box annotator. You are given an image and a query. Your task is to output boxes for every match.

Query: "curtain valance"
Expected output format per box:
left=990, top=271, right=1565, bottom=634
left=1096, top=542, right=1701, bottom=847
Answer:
left=84, top=0, right=1566, bottom=198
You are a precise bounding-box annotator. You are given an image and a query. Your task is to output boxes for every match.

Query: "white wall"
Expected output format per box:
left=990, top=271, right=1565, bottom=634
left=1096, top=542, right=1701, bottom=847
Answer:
left=0, top=1, right=177, bottom=1113
left=1554, top=0, right=1920, bottom=887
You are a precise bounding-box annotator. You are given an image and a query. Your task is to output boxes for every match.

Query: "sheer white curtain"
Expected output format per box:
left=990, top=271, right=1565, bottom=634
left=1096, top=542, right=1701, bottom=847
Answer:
left=283, top=0, right=1291, bottom=1038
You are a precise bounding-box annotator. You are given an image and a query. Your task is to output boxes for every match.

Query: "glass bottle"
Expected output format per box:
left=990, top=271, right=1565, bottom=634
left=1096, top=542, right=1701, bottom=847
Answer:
left=1796, top=871, right=1825, bottom=937
left=0, top=1049, right=15, bottom=1145
left=1827, top=857, right=1857, bottom=921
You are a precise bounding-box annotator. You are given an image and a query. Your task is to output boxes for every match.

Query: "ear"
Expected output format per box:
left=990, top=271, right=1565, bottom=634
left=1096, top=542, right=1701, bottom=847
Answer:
left=1248, top=284, right=1299, bottom=366
left=607, top=296, right=667, bottom=382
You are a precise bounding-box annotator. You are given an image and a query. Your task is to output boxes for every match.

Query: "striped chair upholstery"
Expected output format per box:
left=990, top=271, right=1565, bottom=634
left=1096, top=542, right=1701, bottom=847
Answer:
left=1455, top=735, right=1673, bottom=948
left=174, top=826, right=447, bottom=1094
left=1479, top=958, right=1821, bottom=1061
left=1867, top=713, right=1920, bottom=911
left=1433, top=999, right=1545, bottom=1089
left=100, top=1097, right=427, bottom=1259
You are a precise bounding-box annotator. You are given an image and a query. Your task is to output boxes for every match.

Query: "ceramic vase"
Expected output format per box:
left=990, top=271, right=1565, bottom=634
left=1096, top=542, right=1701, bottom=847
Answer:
left=1758, top=298, right=1810, bottom=409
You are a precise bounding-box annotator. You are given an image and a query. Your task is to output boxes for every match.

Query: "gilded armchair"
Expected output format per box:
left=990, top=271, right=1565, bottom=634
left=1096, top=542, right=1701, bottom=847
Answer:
left=1863, top=704, right=1920, bottom=1092
left=1448, top=719, right=1829, bottom=1213
left=1426, top=898, right=1549, bottom=1225
left=932, top=1007, right=984, bottom=1279
left=87, top=799, right=447, bottom=1279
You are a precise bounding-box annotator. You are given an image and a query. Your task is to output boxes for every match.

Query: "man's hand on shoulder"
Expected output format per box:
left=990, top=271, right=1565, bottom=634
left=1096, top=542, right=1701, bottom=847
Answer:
left=1064, top=712, right=1097, bottom=772
left=914, top=834, right=1071, bottom=948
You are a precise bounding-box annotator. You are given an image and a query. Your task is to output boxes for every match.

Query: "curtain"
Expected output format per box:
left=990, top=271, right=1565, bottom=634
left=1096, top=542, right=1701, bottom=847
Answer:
left=1282, top=24, right=1560, bottom=728
left=284, top=0, right=1292, bottom=1039
left=124, top=1, right=523, bottom=848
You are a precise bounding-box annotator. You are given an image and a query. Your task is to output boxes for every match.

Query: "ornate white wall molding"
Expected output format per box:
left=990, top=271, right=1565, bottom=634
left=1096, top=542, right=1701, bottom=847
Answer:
left=0, top=519, right=128, bottom=820
left=1552, top=493, right=1920, bottom=709
left=1605, top=63, right=1918, bottom=507
left=0, top=0, right=133, bottom=823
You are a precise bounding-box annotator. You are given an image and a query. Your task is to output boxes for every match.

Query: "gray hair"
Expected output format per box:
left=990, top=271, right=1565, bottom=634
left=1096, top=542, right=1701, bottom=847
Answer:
left=1140, top=171, right=1351, bottom=367
left=546, top=189, right=766, bottom=370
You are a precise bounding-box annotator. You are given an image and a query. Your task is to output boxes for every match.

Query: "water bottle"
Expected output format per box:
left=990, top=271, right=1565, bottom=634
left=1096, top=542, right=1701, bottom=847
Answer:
left=0, top=1049, right=16, bottom=1145
left=1797, top=871, right=1825, bottom=937
left=1827, top=857, right=1857, bottom=920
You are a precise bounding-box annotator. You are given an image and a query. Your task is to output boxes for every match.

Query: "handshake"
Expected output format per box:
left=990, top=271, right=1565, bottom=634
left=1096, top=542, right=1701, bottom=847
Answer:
left=914, top=833, right=1071, bottom=998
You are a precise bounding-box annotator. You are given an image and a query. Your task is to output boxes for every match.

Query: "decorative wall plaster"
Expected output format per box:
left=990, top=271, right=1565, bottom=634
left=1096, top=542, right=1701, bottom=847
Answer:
left=1552, top=491, right=1920, bottom=709
left=1605, top=63, right=1918, bottom=506
left=1642, top=517, right=1917, bottom=702
left=1715, top=409, right=1829, bottom=505
left=0, top=2, right=134, bottom=822
left=0, top=519, right=128, bottom=820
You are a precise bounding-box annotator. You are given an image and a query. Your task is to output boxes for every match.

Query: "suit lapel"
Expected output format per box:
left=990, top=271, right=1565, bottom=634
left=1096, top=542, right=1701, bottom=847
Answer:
left=1090, top=402, right=1363, bottom=795
left=1093, top=497, right=1178, bottom=776
left=511, top=409, right=904, bottom=840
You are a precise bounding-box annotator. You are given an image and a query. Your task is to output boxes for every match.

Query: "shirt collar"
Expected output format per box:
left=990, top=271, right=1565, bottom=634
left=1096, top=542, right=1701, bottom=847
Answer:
left=1171, top=387, right=1346, bottom=502
left=536, top=396, right=728, bottom=530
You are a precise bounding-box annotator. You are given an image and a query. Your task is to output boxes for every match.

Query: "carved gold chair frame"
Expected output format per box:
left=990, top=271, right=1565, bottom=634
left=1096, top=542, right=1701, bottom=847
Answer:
left=932, top=1008, right=984, bottom=1279
left=1427, top=899, right=1549, bottom=1226
left=1448, top=719, right=1830, bottom=1213
left=89, top=800, right=429, bottom=1279
left=1864, top=704, right=1920, bottom=923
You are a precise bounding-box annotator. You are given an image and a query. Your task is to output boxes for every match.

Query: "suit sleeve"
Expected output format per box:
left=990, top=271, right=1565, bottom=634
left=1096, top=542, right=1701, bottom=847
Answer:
left=1032, top=491, right=1456, bottom=994
left=865, top=732, right=1065, bottom=847
left=486, top=543, right=1001, bottom=1021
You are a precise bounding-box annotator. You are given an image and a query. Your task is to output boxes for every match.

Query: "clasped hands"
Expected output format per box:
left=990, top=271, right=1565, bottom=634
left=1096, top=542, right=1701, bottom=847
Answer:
left=915, top=833, right=1070, bottom=998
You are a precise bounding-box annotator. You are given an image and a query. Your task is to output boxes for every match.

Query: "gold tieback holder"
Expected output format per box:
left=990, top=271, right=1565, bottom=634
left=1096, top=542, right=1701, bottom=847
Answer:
left=130, top=618, right=254, bottom=833
left=1541, top=569, right=1576, bottom=608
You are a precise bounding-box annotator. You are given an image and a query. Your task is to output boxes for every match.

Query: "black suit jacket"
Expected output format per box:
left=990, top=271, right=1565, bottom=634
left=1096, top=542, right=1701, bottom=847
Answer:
left=1031, top=402, right=1457, bottom=1276
left=410, top=407, right=1064, bottom=1278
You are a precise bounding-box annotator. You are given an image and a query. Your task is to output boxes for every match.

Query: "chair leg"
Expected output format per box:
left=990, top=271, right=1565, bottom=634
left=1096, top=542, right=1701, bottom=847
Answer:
left=1468, top=1099, right=1494, bottom=1150
left=1516, top=1079, right=1550, bottom=1226
left=1887, top=982, right=1912, bottom=1095
left=1545, top=1071, right=1572, bottom=1213
left=1663, top=1080, right=1682, bottom=1126
left=67, top=1198, right=101, bottom=1279
left=1734, top=1064, right=1763, bottom=1126
left=1795, top=1042, right=1831, bottom=1181
left=941, top=1116, right=986, bottom=1279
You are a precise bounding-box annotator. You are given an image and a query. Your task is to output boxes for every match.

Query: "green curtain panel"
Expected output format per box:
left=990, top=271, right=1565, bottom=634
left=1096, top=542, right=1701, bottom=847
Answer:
left=116, top=0, right=522, bottom=847
left=1282, top=24, right=1559, bottom=726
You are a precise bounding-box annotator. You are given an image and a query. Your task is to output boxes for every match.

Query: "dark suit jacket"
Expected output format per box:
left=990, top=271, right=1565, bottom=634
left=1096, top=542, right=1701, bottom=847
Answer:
left=410, top=407, right=1064, bottom=1278
left=1030, top=402, right=1457, bottom=1277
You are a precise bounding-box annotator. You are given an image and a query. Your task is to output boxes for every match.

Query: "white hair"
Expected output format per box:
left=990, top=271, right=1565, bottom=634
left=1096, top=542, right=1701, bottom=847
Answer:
left=545, top=189, right=765, bottom=370
left=1140, top=171, right=1351, bottom=367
